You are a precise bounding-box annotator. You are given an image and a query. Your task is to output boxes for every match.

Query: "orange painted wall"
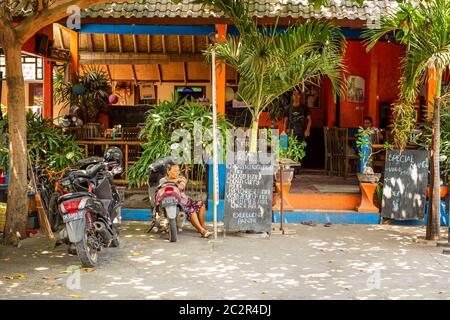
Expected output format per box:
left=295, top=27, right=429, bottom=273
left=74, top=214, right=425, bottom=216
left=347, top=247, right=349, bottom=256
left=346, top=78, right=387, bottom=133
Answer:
left=374, top=42, right=405, bottom=104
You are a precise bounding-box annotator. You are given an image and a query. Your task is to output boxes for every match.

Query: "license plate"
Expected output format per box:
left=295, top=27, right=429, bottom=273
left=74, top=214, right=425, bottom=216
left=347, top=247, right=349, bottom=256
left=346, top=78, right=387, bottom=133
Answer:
left=62, top=211, right=85, bottom=223
left=161, top=197, right=177, bottom=206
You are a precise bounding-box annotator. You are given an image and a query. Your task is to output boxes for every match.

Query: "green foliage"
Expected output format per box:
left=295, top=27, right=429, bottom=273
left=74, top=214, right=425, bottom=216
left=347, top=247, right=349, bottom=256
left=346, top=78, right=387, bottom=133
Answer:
left=127, top=96, right=233, bottom=187
left=278, top=136, right=307, bottom=164
left=0, top=112, right=84, bottom=172
left=54, top=65, right=111, bottom=122
left=356, top=127, right=392, bottom=168
left=201, top=0, right=346, bottom=125
left=390, top=102, right=417, bottom=149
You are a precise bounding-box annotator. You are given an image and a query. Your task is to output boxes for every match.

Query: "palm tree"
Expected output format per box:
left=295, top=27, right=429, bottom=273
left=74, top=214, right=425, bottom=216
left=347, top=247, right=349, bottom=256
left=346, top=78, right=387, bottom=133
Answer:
left=364, top=0, right=450, bottom=240
left=200, top=0, right=346, bottom=152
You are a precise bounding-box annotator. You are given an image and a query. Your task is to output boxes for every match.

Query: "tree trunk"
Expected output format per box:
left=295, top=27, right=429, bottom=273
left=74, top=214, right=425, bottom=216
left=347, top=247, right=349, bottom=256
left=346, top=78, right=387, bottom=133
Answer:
left=426, top=97, right=441, bottom=240
left=2, top=42, right=28, bottom=246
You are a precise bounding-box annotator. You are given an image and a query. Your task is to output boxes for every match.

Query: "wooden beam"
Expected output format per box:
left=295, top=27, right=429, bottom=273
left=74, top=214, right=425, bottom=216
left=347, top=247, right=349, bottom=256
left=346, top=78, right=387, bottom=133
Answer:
left=79, top=52, right=204, bottom=65
left=147, top=34, right=151, bottom=53
left=191, top=35, right=196, bottom=53
left=162, top=35, right=166, bottom=54
left=183, top=62, right=187, bottom=84
left=87, top=33, right=94, bottom=52
left=131, top=65, right=137, bottom=85
left=177, top=35, right=182, bottom=55
left=90, top=34, right=95, bottom=52
left=117, top=34, right=123, bottom=53
left=57, top=27, right=65, bottom=49
left=105, top=65, right=112, bottom=81
left=157, top=64, right=162, bottom=84
left=43, top=59, right=53, bottom=119
left=132, top=34, right=138, bottom=53
left=102, top=34, right=108, bottom=53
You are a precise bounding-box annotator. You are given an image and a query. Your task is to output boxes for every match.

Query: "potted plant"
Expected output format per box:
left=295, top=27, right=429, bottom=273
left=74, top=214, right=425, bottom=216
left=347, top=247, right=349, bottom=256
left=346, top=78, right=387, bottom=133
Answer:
left=355, top=127, right=392, bottom=183
left=274, top=135, right=307, bottom=193
left=54, top=65, right=112, bottom=124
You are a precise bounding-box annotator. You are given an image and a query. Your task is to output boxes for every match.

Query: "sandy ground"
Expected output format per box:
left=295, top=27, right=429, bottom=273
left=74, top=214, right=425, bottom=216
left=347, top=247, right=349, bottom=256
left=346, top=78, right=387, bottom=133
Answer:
left=0, top=222, right=450, bottom=300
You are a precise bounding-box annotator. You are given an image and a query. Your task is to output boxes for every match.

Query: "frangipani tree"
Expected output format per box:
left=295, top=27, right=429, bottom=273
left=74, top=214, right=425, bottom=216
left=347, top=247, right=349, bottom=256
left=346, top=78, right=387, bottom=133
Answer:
left=0, top=0, right=129, bottom=246
left=364, top=0, right=450, bottom=240
left=200, top=0, right=346, bottom=152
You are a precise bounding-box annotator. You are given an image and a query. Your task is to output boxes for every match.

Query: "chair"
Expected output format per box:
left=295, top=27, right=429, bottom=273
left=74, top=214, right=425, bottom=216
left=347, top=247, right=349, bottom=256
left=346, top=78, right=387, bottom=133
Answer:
left=331, top=128, right=358, bottom=177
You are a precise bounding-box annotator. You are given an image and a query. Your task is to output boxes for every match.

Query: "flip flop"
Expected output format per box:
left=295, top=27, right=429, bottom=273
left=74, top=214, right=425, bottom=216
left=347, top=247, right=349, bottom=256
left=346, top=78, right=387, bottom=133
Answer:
left=202, top=231, right=212, bottom=238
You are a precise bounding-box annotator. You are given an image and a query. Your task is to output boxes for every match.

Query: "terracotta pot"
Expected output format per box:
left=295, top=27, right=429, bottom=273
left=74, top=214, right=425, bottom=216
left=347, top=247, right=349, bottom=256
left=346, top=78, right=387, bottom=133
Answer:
left=274, top=168, right=294, bottom=183
left=357, top=173, right=381, bottom=184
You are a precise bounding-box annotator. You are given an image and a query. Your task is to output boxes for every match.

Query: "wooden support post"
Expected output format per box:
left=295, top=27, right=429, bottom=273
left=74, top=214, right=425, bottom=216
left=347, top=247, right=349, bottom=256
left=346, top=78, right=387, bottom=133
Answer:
left=191, top=35, right=196, bottom=53
left=69, top=30, right=79, bottom=78
left=215, top=24, right=227, bottom=115
left=147, top=35, right=151, bottom=53
left=43, top=58, right=53, bottom=119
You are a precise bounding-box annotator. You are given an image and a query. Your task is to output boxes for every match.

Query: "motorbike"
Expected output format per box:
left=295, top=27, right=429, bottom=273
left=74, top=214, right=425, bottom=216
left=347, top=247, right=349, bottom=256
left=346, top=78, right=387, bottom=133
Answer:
left=146, top=157, right=186, bottom=242
left=34, top=157, right=105, bottom=232
left=57, top=147, right=123, bottom=267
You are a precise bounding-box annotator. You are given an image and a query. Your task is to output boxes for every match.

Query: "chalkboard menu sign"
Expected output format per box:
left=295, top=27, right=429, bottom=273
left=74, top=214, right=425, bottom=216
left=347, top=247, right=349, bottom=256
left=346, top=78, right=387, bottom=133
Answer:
left=382, top=150, right=429, bottom=220
left=224, top=161, right=274, bottom=232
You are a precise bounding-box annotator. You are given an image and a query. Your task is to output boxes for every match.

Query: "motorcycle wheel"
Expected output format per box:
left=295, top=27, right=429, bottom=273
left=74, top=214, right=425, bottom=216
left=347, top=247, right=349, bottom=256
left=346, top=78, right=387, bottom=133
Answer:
left=168, top=218, right=177, bottom=242
left=66, top=244, right=77, bottom=255
left=76, top=232, right=98, bottom=268
left=110, top=234, right=120, bottom=248
left=48, top=193, right=61, bottom=232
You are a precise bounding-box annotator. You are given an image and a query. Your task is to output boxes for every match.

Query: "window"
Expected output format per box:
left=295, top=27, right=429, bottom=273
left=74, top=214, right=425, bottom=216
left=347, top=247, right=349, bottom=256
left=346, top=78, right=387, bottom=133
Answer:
left=175, top=86, right=206, bottom=101
left=0, top=54, right=43, bottom=81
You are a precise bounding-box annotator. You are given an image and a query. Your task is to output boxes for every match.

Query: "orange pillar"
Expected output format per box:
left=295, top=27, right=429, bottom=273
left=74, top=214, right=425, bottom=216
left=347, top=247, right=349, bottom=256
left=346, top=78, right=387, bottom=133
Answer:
left=43, top=58, right=53, bottom=119
left=367, top=50, right=378, bottom=126
left=426, top=67, right=438, bottom=121
left=69, top=30, right=79, bottom=78
left=215, top=24, right=227, bottom=115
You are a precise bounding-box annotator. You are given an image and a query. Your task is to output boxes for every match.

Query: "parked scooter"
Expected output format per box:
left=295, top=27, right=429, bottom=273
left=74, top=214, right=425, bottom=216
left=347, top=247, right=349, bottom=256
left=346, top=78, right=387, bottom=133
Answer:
left=57, top=147, right=123, bottom=267
left=146, top=157, right=186, bottom=242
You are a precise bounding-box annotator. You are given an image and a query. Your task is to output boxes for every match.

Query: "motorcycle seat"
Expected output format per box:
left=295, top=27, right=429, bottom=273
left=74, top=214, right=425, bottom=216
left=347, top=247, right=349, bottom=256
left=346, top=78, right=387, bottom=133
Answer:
left=57, top=192, right=96, bottom=204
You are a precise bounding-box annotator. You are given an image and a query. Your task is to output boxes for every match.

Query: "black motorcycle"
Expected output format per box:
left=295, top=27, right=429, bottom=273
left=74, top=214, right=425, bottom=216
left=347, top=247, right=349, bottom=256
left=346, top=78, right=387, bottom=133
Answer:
left=57, top=147, right=123, bottom=267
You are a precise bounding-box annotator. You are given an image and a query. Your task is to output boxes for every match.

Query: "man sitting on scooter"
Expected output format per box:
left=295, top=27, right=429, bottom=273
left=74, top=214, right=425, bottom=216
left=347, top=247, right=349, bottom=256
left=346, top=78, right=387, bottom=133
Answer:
left=160, top=164, right=212, bottom=238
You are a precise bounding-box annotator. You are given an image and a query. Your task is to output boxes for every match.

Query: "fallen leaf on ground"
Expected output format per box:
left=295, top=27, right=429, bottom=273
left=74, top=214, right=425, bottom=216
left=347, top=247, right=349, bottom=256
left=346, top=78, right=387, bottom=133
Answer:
left=328, top=260, right=334, bottom=263
left=69, top=294, right=81, bottom=299
left=2, top=273, right=27, bottom=280
left=3, top=258, right=10, bottom=261
left=261, top=291, right=268, bottom=294
left=131, top=252, right=141, bottom=256
left=81, top=268, right=95, bottom=273
left=45, top=285, right=60, bottom=290
left=42, top=276, right=58, bottom=280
